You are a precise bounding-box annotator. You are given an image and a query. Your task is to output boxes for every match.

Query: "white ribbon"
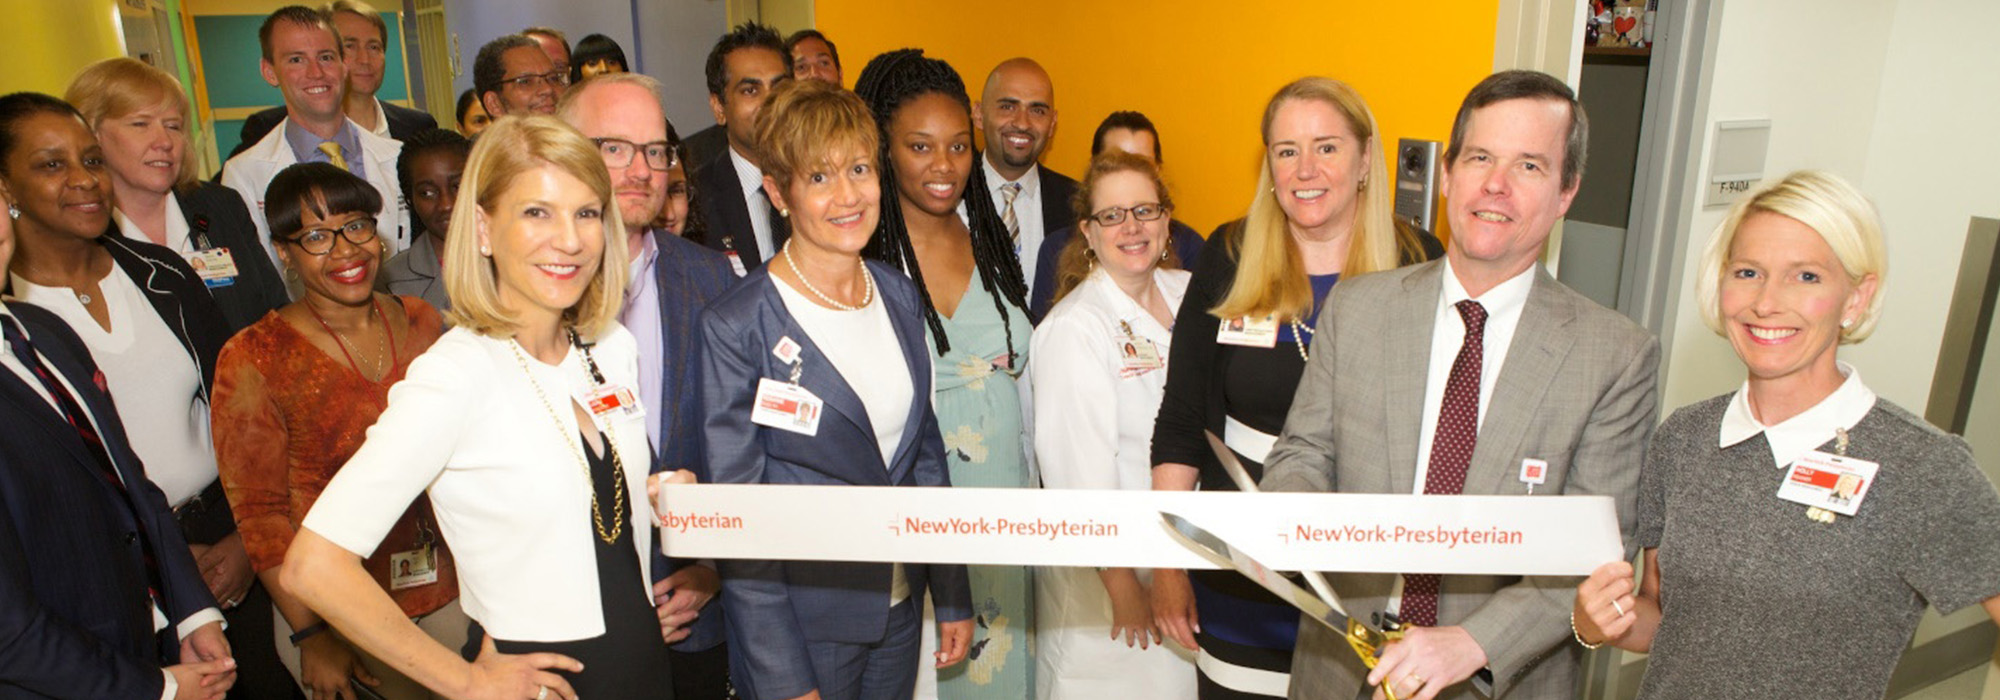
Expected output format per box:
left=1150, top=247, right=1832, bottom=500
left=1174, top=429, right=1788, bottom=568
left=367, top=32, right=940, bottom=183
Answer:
left=658, top=484, right=1621, bottom=576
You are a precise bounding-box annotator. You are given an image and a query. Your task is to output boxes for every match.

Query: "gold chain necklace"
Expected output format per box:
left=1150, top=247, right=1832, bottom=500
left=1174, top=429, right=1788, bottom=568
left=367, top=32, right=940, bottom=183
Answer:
left=509, top=334, right=628, bottom=545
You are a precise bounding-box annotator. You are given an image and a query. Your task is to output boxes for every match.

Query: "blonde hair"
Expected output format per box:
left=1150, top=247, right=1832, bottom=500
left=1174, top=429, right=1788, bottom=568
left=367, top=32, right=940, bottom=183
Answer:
left=1211, top=77, right=1409, bottom=323
left=1695, top=169, right=1888, bottom=343
left=1051, top=151, right=1178, bottom=306
left=64, top=57, right=199, bottom=191
left=750, top=79, right=879, bottom=189
left=443, top=115, right=630, bottom=338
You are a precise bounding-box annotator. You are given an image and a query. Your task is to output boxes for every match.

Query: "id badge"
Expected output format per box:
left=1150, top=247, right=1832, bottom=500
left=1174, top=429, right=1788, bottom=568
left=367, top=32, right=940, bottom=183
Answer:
left=751, top=377, right=823, bottom=436
left=1118, top=337, right=1164, bottom=377
left=1776, top=449, right=1879, bottom=516
left=185, top=248, right=241, bottom=288
left=388, top=546, right=438, bottom=590
left=722, top=241, right=749, bottom=277
left=1216, top=314, right=1279, bottom=348
left=578, top=384, right=646, bottom=423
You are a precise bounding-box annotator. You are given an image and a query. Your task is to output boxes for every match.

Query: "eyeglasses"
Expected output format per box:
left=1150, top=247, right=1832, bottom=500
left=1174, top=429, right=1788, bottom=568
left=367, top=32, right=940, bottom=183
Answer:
left=594, top=138, right=677, bottom=171
left=286, top=217, right=379, bottom=255
left=498, top=71, right=569, bottom=91
left=1087, top=203, right=1169, bottom=227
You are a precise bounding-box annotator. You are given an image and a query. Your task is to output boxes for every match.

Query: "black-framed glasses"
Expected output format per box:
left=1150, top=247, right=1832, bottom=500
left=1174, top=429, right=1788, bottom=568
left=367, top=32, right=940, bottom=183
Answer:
left=499, top=71, right=569, bottom=91
left=594, top=138, right=677, bottom=171
left=1087, top=203, right=1169, bottom=227
left=286, top=217, right=379, bottom=255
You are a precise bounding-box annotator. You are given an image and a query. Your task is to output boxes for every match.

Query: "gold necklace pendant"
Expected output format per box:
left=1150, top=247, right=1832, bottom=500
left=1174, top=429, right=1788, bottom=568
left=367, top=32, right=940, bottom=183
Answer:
left=511, top=339, right=628, bottom=545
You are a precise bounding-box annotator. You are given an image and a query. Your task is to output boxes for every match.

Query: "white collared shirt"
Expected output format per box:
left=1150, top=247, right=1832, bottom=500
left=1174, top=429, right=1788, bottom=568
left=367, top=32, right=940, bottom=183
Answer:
left=113, top=193, right=193, bottom=254
left=365, top=97, right=392, bottom=138
left=728, top=146, right=776, bottom=262
left=1389, top=260, right=1535, bottom=617
left=981, top=157, right=1045, bottom=295
left=1409, top=260, right=1538, bottom=492
left=0, top=304, right=223, bottom=700
left=1720, top=362, right=1877, bottom=469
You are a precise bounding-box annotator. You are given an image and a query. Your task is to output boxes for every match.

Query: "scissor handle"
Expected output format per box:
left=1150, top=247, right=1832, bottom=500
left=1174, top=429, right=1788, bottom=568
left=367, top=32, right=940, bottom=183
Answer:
left=1346, top=621, right=1409, bottom=700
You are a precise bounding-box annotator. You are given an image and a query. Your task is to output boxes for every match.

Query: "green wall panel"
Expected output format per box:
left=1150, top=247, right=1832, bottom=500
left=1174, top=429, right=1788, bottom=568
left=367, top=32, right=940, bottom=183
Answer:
left=194, top=12, right=409, bottom=112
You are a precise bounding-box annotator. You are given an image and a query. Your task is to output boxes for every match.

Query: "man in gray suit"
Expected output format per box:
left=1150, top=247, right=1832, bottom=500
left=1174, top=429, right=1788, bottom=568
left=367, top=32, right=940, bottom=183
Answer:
left=1261, top=70, right=1659, bottom=700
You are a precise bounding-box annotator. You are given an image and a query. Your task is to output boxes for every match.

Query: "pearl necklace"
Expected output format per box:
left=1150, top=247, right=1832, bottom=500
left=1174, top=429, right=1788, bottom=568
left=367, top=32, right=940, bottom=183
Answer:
left=783, top=244, right=874, bottom=311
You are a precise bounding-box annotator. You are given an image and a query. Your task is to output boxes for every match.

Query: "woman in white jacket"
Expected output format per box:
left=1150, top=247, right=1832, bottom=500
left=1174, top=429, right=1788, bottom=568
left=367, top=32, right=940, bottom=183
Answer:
left=1029, top=151, right=1196, bottom=700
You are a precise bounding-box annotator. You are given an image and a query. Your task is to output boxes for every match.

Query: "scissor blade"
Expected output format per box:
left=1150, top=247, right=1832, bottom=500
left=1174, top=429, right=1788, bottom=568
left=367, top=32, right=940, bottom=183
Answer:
left=1158, top=511, right=1355, bottom=627
left=1203, top=430, right=1348, bottom=617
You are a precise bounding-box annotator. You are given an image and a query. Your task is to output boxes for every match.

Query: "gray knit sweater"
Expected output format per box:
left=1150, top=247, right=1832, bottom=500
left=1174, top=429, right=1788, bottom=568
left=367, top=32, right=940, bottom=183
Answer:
left=1634, top=393, right=2000, bottom=699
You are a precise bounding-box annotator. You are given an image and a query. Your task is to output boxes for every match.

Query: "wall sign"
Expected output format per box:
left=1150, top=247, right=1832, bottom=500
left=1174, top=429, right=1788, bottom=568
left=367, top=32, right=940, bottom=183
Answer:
left=1706, top=119, right=1772, bottom=207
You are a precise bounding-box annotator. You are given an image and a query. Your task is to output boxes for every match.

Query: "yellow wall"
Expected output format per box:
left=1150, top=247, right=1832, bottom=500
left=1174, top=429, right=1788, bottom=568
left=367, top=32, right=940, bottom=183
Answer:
left=0, top=0, right=127, bottom=96
left=817, top=0, right=1500, bottom=232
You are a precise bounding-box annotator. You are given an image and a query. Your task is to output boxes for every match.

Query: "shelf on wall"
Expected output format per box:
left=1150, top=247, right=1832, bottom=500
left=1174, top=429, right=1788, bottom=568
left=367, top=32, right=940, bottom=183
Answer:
left=1584, top=46, right=1652, bottom=56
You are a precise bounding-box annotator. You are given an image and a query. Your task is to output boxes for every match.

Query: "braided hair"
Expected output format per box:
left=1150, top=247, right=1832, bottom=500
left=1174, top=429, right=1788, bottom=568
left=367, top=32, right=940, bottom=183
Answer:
left=852, top=48, right=1030, bottom=357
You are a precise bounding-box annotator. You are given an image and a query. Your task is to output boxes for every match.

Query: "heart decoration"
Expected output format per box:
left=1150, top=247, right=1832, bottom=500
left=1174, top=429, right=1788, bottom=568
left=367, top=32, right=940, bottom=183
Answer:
left=1614, top=15, right=1638, bottom=35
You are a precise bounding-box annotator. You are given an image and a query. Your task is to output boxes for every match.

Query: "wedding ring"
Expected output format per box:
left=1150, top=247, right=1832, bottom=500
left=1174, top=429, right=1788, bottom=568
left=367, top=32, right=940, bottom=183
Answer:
left=535, top=686, right=548, bottom=700
left=1405, top=674, right=1425, bottom=688
left=1612, top=600, right=1627, bottom=616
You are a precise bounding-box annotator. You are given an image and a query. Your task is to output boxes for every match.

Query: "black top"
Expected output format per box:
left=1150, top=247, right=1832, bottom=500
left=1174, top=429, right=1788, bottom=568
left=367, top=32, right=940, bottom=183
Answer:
left=1150, top=220, right=1442, bottom=487
left=492, top=433, right=670, bottom=696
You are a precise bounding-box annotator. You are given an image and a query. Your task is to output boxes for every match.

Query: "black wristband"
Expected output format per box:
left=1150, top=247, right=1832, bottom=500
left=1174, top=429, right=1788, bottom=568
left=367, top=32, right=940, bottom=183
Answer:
left=288, top=621, right=329, bottom=646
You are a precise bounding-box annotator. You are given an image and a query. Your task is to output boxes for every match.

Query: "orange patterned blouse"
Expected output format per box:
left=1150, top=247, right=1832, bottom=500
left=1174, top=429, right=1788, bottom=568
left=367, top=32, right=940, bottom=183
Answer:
left=213, top=295, right=457, bottom=617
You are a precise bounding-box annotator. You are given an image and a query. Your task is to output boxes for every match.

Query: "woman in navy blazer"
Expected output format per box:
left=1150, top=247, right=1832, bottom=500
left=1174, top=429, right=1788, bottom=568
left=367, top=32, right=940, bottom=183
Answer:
left=699, top=80, right=972, bottom=700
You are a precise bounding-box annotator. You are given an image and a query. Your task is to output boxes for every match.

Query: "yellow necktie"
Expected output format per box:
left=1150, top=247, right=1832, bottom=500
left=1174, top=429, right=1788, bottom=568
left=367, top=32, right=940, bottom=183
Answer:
left=317, top=142, right=349, bottom=171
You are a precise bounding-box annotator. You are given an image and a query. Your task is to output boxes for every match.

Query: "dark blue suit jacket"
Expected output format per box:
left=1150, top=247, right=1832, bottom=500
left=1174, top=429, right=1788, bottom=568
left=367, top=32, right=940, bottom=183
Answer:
left=0, top=303, right=218, bottom=699
left=697, top=261, right=971, bottom=700
left=644, top=230, right=737, bottom=653
left=692, top=145, right=786, bottom=267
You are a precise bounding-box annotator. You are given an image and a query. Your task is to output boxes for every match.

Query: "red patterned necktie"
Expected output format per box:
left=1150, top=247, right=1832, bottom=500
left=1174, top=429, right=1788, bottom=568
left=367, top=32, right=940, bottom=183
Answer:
left=1402, top=299, right=1487, bottom=627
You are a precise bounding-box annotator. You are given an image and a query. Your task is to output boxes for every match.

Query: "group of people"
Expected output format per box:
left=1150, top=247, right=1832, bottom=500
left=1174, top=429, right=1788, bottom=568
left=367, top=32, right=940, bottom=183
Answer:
left=2, top=4, right=1998, bottom=700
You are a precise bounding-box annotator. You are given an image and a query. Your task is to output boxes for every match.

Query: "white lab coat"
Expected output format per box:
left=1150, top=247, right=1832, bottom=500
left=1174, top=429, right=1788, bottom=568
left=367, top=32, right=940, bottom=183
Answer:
left=1027, top=266, right=1196, bottom=700
left=220, top=116, right=409, bottom=275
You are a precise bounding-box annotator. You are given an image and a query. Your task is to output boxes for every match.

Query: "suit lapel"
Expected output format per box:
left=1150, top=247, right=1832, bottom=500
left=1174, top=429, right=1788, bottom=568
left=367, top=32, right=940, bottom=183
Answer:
left=880, top=263, right=930, bottom=484
left=653, top=234, right=696, bottom=462
left=0, top=314, right=146, bottom=509
left=708, top=157, right=760, bottom=262
left=758, top=279, right=882, bottom=478
left=1466, top=269, right=1575, bottom=495
left=0, top=368, right=103, bottom=475
left=1386, top=262, right=1443, bottom=493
